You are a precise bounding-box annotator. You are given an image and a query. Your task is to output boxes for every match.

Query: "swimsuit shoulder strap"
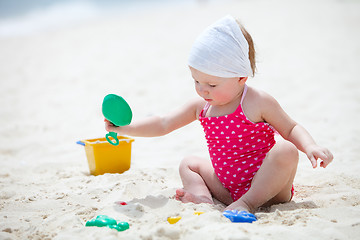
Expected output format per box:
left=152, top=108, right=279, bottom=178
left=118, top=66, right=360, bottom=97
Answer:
left=200, top=102, right=211, bottom=118
left=240, top=84, right=248, bottom=105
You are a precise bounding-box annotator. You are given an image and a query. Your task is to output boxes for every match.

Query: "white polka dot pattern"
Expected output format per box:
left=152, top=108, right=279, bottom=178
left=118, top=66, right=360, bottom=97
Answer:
left=199, top=103, right=276, bottom=201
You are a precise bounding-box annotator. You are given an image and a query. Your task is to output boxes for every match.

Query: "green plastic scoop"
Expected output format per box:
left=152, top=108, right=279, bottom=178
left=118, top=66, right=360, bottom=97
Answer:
left=102, top=94, right=132, bottom=146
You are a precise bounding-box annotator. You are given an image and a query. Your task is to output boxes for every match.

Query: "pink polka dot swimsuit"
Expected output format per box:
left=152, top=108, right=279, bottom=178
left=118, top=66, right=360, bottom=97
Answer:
left=199, top=85, right=276, bottom=201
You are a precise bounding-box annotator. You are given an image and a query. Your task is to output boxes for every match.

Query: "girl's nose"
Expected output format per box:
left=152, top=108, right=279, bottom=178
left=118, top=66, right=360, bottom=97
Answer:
left=198, top=85, right=209, bottom=95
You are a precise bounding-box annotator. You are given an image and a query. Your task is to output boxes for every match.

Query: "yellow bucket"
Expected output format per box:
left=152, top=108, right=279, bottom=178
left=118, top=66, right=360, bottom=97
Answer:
left=77, top=136, right=134, bottom=176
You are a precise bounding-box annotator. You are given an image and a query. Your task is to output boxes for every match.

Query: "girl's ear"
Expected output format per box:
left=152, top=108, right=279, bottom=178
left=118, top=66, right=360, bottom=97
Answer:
left=239, top=77, right=248, bottom=84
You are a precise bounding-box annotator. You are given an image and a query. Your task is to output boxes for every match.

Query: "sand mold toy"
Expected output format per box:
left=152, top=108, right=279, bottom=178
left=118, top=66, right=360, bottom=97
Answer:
left=223, top=210, right=257, bottom=223
left=85, top=215, right=129, bottom=232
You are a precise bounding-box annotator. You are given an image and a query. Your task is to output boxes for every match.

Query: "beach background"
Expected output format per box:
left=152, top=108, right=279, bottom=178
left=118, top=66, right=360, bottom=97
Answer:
left=0, top=0, right=360, bottom=239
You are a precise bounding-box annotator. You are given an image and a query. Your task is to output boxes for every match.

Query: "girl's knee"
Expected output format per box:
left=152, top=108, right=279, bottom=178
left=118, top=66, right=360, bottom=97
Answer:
left=282, top=141, right=299, bottom=160
left=272, top=140, right=299, bottom=167
left=179, top=156, right=202, bottom=173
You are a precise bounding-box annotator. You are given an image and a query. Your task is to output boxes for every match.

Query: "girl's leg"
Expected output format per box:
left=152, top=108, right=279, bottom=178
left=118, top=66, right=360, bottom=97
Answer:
left=225, top=139, right=299, bottom=212
left=177, top=156, right=233, bottom=205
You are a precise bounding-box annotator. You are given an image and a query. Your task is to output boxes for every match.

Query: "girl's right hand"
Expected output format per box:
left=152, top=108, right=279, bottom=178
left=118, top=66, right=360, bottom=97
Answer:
left=104, top=119, right=120, bottom=133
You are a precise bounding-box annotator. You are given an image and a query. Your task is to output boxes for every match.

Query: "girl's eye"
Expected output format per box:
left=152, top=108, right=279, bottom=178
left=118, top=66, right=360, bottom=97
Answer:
left=209, top=84, right=217, bottom=88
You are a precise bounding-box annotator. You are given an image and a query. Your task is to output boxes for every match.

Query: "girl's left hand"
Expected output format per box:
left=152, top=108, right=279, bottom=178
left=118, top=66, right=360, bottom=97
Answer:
left=306, top=145, right=333, bottom=168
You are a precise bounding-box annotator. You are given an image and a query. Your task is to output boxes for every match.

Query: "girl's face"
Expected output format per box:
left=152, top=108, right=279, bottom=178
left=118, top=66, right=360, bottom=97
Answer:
left=190, top=67, right=246, bottom=106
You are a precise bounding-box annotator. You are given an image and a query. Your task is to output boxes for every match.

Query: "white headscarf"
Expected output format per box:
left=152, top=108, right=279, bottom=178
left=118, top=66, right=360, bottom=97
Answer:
left=188, top=15, right=252, bottom=78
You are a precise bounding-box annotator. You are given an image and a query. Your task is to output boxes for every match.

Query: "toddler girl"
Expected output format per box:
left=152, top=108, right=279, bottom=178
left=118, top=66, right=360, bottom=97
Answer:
left=105, top=15, right=333, bottom=215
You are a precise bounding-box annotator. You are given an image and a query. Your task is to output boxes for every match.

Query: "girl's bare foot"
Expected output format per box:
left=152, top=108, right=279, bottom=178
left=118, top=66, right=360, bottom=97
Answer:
left=175, top=189, right=214, bottom=204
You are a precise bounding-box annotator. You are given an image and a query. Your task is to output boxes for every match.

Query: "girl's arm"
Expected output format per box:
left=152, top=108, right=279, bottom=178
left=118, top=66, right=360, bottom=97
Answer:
left=105, top=98, right=205, bottom=137
left=286, top=124, right=333, bottom=168
left=260, top=92, right=333, bottom=168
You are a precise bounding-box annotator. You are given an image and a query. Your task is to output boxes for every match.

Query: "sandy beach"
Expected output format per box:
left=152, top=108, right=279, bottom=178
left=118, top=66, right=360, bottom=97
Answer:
left=1, top=0, right=360, bottom=239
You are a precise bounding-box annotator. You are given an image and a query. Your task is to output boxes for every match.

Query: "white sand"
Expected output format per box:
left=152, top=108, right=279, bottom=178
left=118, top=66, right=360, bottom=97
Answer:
left=1, top=0, right=360, bottom=239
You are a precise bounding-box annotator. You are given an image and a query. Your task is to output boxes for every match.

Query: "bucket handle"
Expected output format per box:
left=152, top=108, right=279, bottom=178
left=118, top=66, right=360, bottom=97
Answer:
left=76, top=141, right=85, bottom=146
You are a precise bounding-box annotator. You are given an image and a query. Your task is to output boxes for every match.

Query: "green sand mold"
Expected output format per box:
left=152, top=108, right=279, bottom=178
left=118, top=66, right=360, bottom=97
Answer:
left=85, top=215, right=129, bottom=232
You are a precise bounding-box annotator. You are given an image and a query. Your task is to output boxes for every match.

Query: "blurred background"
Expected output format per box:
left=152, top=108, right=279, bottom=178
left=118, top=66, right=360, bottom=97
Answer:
left=0, top=0, right=213, bottom=36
